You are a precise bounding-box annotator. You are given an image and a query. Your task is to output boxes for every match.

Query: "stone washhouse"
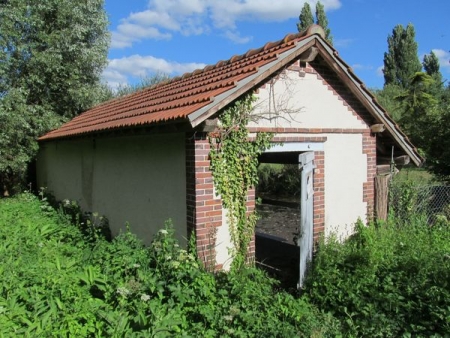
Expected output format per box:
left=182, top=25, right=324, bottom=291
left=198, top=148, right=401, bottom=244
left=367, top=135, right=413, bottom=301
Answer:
left=37, top=25, right=422, bottom=273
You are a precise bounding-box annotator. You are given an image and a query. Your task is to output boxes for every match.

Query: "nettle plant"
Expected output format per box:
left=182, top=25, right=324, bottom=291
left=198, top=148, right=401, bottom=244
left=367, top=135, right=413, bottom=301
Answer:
left=209, top=94, right=273, bottom=268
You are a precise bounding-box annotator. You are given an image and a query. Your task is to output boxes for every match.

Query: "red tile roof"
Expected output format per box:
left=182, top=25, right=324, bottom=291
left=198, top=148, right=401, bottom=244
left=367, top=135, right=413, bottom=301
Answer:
left=37, top=25, right=423, bottom=166
left=39, top=26, right=324, bottom=141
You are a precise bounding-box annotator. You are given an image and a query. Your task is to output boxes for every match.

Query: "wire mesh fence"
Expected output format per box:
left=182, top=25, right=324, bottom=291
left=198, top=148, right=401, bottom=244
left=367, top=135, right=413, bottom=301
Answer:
left=389, top=182, right=450, bottom=224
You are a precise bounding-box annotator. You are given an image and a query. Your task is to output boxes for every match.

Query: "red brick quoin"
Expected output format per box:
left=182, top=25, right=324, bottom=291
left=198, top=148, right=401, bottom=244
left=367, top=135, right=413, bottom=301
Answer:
left=186, top=132, right=259, bottom=269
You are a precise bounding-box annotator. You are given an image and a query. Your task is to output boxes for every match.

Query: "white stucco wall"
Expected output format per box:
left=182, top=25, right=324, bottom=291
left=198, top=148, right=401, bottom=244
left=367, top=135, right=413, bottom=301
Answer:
left=251, top=71, right=366, bottom=129
left=215, top=207, right=233, bottom=270
left=37, top=133, right=187, bottom=245
left=250, top=70, right=370, bottom=238
left=322, top=134, right=367, bottom=238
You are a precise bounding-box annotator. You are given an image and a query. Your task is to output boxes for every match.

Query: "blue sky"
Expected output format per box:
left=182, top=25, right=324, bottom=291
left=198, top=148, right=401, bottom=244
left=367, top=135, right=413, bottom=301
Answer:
left=103, top=0, right=450, bottom=90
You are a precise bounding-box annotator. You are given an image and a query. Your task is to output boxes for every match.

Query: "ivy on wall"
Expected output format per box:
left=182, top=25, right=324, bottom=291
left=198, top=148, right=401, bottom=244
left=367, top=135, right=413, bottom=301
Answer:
left=209, top=95, right=273, bottom=269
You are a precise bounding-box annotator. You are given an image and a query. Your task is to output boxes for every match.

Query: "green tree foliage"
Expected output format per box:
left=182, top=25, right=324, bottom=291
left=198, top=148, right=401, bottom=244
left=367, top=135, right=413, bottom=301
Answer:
left=423, top=50, right=444, bottom=96
left=0, top=0, right=109, bottom=194
left=372, top=84, right=404, bottom=121
left=390, top=72, right=450, bottom=181
left=315, top=1, right=333, bottom=45
left=383, top=24, right=422, bottom=89
left=107, top=73, right=171, bottom=100
left=297, top=2, right=333, bottom=45
left=396, top=72, right=438, bottom=147
left=296, top=2, right=314, bottom=33
left=426, top=100, right=450, bottom=180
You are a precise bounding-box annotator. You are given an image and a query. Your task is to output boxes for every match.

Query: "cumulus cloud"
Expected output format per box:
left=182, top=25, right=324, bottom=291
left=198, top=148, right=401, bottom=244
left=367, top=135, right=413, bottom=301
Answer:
left=111, top=0, right=342, bottom=48
left=432, top=49, right=450, bottom=73
left=102, top=55, right=207, bottom=88
left=223, top=30, right=252, bottom=44
left=376, top=65, right=384, bottom=77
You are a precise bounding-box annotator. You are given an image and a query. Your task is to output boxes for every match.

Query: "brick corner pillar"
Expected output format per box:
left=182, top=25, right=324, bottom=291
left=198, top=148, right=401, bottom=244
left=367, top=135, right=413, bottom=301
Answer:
left=313, top=151, right=325, bottom=242
left=363, top=131, right=377, bottom=222
left=185, top=132, right=257, bottom=269
left=185, top=132, right=222, bottom=270
left=246, top=187, right=256, bottom=264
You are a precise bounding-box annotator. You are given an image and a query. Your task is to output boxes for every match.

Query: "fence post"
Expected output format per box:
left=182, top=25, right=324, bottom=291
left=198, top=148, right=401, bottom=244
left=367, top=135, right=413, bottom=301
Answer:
left=375, top=174, right=391, bottom=221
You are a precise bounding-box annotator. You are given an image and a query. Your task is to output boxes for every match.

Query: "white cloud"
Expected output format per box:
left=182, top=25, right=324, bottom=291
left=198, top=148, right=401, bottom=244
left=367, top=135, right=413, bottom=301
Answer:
left=102, top=55, right=207, bottom=88
left=223, top=30, right=252, bottom=44
left=376, top=65, right=384, bottom=77
left=111, top=0, right=342, bottom=48
left=333, top=38, right=354, bottom=48
left=432, top=49, right=450, bottom=73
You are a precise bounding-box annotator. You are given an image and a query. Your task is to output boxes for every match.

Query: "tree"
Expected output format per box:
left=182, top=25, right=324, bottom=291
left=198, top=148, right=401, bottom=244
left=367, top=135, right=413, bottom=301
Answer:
left=0, top=0, right=109, bottom=194
left=297, top=2, right=314, bottom=33
left=426, top=100, right=450, bottom=181
left=297, top=2, right=333, bottom=45
left=383, top=24, right=422, bottom=89
left=315, top=1, right=333, bottom=45
left=372, top=84, right=404, bottom=121
left=112, top=73, right=171, bottom=99
left=423, top=51, right=444, bottom=96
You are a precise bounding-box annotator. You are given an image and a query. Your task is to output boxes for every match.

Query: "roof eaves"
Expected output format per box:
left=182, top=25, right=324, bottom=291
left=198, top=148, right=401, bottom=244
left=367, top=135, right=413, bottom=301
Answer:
left=188, top=36, right=317, bottom=128
left=314, top=39, right=423, bottom=167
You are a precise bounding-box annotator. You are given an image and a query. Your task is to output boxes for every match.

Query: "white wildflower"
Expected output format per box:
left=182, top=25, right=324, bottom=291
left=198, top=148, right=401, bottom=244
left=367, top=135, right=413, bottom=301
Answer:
left=116, top=287, right=131, bottom=297
left=140, top=294, right=151, bottom=302
left=159, top=229, right=168, bottom=235
left=132, top=263, right=140, bottom=268
left=223, top=315, right=233, bottom=322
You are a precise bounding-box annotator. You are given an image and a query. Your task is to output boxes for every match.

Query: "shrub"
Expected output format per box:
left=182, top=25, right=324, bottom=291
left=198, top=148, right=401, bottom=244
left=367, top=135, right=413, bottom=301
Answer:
left=305, top=218, right=450, bottom=336
left=257, top=163, right=301, bottom=197
left=0, top=193, right=339, bottom=337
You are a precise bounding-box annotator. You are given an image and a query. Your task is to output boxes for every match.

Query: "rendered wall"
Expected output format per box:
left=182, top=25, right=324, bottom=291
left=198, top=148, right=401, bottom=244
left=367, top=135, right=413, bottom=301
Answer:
left=37, top=133, right=187, bottom=245
left=250, top=68, right=373, bottom=239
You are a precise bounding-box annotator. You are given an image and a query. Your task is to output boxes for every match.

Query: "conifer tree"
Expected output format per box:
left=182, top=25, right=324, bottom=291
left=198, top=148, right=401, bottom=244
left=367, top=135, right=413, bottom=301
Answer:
left=297, top=2, right=333, bottom=45
left=423, top=51, right=443, bottom=93
left=297, top=2, right=314, bottom=33
left=383, top=24, right=422, bottom=89
left=315, top=1, right=333, bottom=45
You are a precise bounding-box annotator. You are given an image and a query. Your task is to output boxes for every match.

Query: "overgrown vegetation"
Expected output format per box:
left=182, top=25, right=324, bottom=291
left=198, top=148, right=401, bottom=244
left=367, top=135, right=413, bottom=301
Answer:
left=3, top=178, right=450, bottom=336
left=304, top=177, right=450, bottom=336
left=209, top=95, right=273, bottom=268
left=0, top=193, right=336, bottom=337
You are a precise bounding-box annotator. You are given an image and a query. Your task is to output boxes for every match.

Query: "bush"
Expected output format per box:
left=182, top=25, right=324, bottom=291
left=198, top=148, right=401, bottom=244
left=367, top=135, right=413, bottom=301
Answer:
left=0, top=193, right=338, bottom=337
left=305, top=219, right=450, bottom=336
left=257, top=163, right=301, bottom=197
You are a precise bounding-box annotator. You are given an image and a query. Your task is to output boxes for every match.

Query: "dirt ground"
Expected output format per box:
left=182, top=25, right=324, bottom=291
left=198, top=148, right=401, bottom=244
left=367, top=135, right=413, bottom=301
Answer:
left=256, top=203, right=300, bottom=244
left=255, top=203, right=301, bottom=290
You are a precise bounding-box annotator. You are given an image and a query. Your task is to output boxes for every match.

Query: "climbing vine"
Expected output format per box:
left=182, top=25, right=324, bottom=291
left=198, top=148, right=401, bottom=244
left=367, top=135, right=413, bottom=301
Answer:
left=209, top=94, right=273, bottom=269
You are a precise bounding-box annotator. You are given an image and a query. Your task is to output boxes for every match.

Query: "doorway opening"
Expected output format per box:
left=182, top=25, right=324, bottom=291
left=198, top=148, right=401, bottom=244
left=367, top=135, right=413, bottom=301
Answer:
left=255, top=151, right=303, bottom=290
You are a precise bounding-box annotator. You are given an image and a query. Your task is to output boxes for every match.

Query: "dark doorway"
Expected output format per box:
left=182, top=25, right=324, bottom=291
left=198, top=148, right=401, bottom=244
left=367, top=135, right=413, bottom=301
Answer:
left=255, top=152, right=302, bottom=290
